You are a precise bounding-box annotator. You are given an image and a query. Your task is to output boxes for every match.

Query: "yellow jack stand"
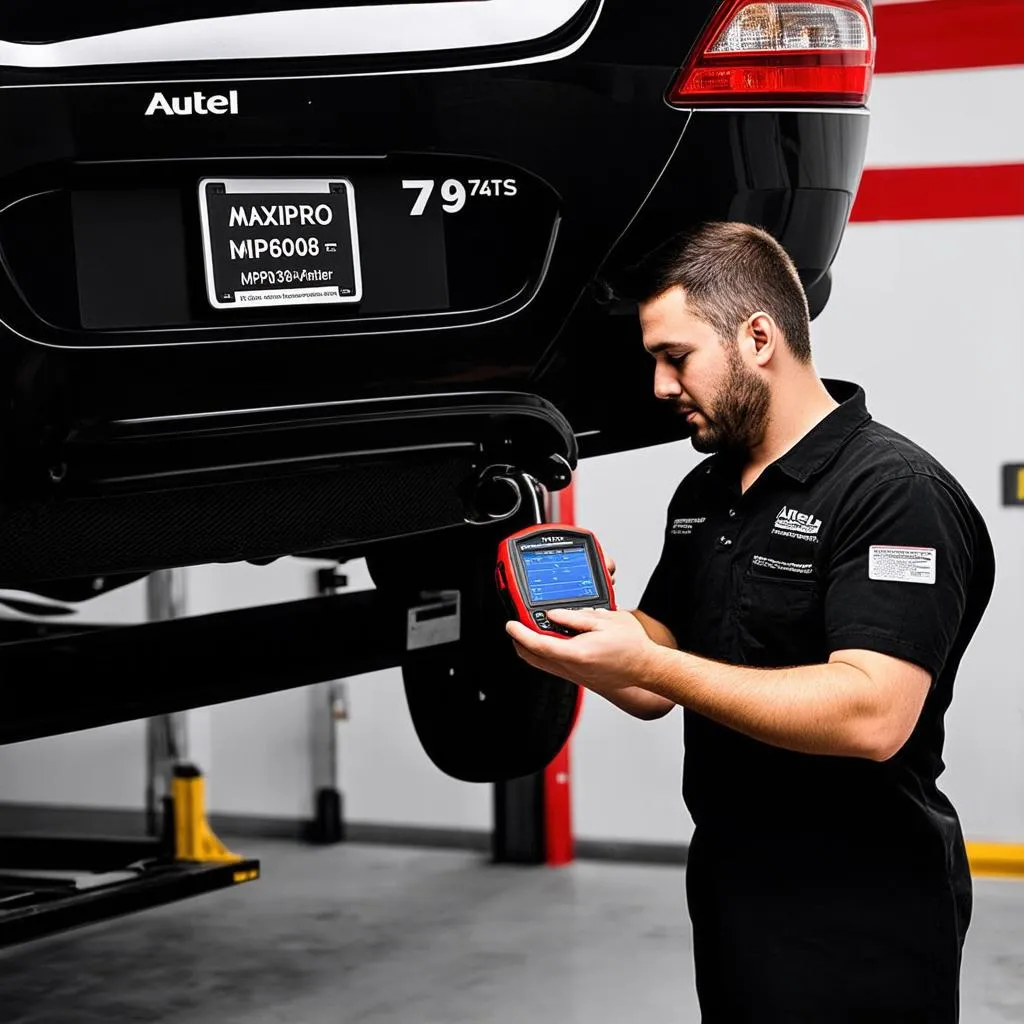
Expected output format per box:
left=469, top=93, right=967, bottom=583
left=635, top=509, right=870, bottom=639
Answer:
left=172, top=764, right=244, bottom=865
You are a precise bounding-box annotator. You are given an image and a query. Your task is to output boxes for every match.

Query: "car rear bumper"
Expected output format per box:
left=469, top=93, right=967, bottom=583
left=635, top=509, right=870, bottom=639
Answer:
left=0, top=391, right=575, bottom=586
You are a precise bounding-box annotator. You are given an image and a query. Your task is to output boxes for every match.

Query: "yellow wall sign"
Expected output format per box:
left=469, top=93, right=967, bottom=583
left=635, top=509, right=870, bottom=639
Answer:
left=1004, top=465, right=1024, bottom=506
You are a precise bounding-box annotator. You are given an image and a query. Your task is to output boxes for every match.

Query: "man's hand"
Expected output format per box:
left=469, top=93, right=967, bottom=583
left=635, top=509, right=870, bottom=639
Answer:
left=506, top=607, right=659, bottom=697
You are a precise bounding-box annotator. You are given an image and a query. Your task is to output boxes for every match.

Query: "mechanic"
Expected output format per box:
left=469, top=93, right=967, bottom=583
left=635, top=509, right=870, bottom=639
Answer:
left=506, top=221, right=995, bottom=1023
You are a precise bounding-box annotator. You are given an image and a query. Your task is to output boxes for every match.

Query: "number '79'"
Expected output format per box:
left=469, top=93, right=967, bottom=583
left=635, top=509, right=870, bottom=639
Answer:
left=402, top=178, right=518, bottom=216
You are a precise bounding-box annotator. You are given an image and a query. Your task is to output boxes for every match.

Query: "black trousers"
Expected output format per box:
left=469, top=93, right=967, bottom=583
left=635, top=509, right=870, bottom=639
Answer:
left=685, top=827, right=972, bottom=1024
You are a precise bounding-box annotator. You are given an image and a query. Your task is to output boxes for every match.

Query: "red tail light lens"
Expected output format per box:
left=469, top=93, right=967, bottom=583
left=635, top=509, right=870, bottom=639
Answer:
left=669, top=1, right=875, bottom=107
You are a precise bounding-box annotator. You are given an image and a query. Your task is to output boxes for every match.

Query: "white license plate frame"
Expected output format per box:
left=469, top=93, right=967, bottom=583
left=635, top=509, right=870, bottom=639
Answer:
left=198, top=177, right=362, bottom=310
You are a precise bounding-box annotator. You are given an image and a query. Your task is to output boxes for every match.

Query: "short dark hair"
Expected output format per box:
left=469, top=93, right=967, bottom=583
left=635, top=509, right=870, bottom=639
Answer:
left=610, top=222, right=812, bottom=362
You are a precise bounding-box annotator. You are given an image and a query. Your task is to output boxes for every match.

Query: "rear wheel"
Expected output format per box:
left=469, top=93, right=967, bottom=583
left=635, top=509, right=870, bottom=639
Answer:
left=366, top=507, right=579, bottom=783
left=401, top=605, right=580, bottom=784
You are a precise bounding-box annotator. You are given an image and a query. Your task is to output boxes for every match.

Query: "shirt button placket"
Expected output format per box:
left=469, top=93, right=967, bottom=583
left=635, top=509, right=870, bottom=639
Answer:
left=717, top=506, right=740, bottom=552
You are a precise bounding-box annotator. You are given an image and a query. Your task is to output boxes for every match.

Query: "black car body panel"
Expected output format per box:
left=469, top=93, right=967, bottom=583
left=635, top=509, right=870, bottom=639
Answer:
left=0, top=0, right=872, bottom=588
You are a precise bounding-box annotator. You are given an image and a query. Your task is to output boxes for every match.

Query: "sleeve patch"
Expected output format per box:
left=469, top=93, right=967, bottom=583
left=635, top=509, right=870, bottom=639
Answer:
left=869, top=545, right=937, bottom=585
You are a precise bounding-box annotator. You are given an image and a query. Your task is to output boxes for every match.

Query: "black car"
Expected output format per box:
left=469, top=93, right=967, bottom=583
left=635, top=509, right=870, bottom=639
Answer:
left=0, top=0, right=874, bottom=780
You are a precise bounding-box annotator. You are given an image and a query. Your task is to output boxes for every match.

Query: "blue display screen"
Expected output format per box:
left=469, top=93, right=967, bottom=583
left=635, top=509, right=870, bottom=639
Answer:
left=521, top=547, right=598, bottom=604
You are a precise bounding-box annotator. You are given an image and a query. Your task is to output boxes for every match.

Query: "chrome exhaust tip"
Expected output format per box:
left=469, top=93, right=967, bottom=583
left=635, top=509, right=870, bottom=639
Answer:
left=462, top=466, right=523, bottom=526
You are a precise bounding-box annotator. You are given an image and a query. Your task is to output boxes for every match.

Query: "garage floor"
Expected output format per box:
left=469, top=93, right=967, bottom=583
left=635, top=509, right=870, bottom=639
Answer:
left=0, top=839, right=1022, bottom=1023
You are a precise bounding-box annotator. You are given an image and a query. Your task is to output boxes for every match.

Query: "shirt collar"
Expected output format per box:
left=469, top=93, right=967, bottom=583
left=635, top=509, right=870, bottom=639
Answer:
left=773, top=379, right=871, bottom=483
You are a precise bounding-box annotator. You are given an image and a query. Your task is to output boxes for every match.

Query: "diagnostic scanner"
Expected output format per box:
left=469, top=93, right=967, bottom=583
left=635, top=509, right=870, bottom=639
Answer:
left=496, top=525, right=616, bottom=638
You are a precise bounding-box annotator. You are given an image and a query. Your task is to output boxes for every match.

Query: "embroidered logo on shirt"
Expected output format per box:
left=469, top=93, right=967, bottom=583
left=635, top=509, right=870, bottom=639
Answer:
left=671, top=516, right=707, bottom=536
left=771, top=506, right=823, bottom=541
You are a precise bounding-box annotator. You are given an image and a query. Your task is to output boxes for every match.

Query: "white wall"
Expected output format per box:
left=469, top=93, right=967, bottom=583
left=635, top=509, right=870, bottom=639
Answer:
left=813, top=218, right=1024, bottom=843
left=570, top=443, right=697, bottom=844
left=0, top=580, right=150, bottom=810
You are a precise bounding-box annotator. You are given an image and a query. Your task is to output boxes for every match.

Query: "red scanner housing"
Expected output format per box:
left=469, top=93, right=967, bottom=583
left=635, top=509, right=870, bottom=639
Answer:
left=496, top=524, right=616, bottom=638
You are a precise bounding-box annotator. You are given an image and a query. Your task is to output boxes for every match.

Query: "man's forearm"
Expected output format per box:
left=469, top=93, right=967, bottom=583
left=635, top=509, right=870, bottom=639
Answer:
left=637, top=647, right=895, bottom=760
left=601, top=610, right=676, bottom=719
left=596, top=685, right=675, bottom=721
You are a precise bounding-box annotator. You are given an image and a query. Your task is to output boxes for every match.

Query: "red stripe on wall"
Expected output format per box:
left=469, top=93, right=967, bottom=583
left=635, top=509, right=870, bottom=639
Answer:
left=544, top=743, right=575, bottom=867
left=556, top=483, right=576, bottom=526
left=851, top=163, right=1024, bottom=222
left=874, top=0, right=1024, bottom=74
left=544, top=481, right=578, bottom=867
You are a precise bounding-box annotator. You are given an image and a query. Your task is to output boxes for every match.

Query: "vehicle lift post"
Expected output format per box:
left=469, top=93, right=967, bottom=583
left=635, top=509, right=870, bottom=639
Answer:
left=145, top=569, right=190, bottom=839
left=146, top=569, right=243, bottom=864
left=307, top=564, right=349, bottom=844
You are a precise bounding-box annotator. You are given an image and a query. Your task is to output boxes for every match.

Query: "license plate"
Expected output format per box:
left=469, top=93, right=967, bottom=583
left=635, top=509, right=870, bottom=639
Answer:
left=198, top=177, right=362, bottom=310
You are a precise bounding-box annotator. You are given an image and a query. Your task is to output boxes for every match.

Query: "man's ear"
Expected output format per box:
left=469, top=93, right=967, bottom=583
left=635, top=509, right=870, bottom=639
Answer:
left=747, top=311, right=779, bottom=366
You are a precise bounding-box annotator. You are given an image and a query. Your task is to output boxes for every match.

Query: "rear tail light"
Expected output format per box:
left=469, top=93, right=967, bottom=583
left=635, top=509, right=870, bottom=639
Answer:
left=669, top=1, right=874, bottom=107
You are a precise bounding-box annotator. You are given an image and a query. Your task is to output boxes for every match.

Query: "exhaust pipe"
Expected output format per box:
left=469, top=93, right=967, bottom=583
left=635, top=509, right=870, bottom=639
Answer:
left=462, top=466, right=524, bottom=526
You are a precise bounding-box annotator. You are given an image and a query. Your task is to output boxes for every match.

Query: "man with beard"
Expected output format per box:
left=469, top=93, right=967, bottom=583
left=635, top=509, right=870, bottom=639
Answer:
left=507, top=222, right=994, bottom=1023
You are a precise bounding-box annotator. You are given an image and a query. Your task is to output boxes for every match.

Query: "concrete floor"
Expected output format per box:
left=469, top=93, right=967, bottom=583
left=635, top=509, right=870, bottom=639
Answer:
left=0, top=839, right=1022, bottom=1023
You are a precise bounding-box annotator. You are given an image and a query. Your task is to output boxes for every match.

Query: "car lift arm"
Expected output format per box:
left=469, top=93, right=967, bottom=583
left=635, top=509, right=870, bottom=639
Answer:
left=0, top=588, right=414, bottom=747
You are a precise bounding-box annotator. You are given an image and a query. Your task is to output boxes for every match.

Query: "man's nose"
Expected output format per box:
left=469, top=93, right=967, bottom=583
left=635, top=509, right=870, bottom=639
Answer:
left=653, top=364, right=682, bottom=401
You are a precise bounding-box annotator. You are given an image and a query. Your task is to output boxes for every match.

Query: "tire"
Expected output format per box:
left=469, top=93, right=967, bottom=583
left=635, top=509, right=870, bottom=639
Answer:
left=366, top=515, right=580, bottom=783
left=402, top=615, right=580, bottom=784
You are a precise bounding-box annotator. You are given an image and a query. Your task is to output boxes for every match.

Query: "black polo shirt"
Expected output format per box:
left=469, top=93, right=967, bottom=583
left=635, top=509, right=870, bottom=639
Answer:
left=639, top=379, right=995, bottom=868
